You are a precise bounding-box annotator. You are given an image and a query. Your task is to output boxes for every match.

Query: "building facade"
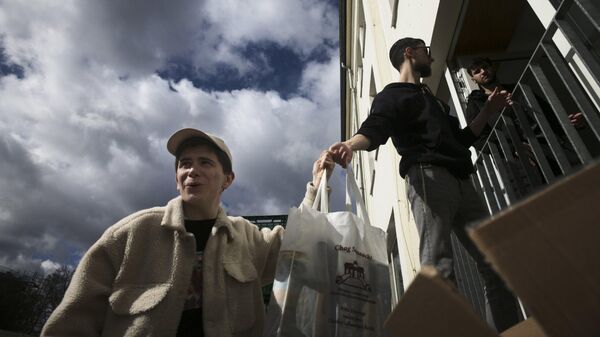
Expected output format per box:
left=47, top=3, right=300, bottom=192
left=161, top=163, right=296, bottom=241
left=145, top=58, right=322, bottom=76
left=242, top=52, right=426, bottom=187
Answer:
left=339, top=0, right=600, bottom=316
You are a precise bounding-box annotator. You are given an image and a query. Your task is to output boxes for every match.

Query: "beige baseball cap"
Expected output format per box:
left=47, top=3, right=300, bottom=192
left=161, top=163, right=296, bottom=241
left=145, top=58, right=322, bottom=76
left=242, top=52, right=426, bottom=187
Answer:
left=167, top=128, right=232, bottom=168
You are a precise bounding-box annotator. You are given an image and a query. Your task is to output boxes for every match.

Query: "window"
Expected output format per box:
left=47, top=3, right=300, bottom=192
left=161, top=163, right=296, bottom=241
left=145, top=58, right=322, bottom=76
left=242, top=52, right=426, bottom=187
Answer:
left=369, top=169, right=376, bottom=195
left=369, top=67, right=377, bottom=106
left=389, top=0, right=399, bottom=28
left=358, top=66, right=364, bottom=97
left=387, top=212, right=404, bottom=306
left=358, top=0, right=366, bottom=57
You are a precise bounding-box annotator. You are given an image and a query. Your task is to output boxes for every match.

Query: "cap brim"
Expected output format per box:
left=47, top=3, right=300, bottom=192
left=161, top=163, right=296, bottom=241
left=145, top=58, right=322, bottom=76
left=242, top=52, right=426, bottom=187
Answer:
left=167, top=128, right=214, bottom=156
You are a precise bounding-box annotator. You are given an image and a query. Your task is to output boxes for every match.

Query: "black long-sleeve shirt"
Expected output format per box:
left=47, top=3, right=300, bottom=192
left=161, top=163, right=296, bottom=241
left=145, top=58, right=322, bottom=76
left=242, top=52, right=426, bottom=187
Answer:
left=465, top=89, right=493, bottom=151
left=465, top=84, right=517, bottom=151
left=357, top=82, right=477, bottom=178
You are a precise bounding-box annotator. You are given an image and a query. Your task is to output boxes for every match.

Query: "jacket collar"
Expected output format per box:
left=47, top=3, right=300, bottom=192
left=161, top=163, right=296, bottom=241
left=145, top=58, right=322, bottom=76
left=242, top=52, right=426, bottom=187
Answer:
left=161, top=197, right=234, bottom=240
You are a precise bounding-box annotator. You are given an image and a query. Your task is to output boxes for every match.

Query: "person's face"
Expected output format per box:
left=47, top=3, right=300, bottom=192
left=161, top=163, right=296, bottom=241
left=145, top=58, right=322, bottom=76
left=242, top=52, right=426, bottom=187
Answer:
left=470, top=64, right=495, bottom=85
left=410, top=43, right=433, bottom=78
left=175, top=145, right=234, bottom=209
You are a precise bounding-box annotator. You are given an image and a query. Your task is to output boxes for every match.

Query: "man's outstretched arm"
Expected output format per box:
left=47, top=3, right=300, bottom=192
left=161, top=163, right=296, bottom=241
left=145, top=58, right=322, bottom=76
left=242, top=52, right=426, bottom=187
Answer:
left=329, top=134, right=372, bottom=168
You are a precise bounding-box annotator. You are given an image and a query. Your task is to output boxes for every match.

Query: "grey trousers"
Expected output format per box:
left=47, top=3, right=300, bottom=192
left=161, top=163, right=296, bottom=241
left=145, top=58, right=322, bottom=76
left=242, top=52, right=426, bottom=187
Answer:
left=405, top=163, right=519, bottom=332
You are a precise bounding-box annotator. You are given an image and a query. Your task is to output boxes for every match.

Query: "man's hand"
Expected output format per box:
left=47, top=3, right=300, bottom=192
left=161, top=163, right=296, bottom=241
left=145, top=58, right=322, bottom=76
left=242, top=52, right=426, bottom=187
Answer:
left=470, top=88, right=513, bottom=137
left=329, top=142, right=353, bottom=168
left=312, top=150, right=335, bottom=187
left=569, top=112, right=585, bottom=129
left=484, top=87, right=512, bottom=115
left=327, top=134, right=371, bottom=168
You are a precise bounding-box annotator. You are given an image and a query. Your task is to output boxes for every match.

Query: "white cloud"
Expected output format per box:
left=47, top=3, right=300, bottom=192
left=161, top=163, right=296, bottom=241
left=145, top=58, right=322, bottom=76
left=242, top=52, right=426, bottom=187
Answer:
left=41, top=259, right=61, bottom=275
left=0, top=66, right=341, bottom=269
left=300, top=48, right=341, bottom=106
left=0, top=0, right=341, bottom=271
left=204, top=0, right=338, bottom=55
left=0, top=0, right=337, bottom=78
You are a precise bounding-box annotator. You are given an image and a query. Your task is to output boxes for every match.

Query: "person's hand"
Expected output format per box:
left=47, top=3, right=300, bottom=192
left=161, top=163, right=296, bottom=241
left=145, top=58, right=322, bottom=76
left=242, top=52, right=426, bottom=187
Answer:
left=312, top=150, right=335, bottom=187
left=485, top=87, right=512, bottom=114
left=569, top=112, right=585, bottom=129
left=329, top=141, right=353, bottom=168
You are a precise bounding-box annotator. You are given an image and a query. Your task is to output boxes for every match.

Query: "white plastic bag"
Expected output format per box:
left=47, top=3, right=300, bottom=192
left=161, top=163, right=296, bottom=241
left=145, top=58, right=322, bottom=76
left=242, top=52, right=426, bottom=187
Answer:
left=264, top=168, right=391, bottom=337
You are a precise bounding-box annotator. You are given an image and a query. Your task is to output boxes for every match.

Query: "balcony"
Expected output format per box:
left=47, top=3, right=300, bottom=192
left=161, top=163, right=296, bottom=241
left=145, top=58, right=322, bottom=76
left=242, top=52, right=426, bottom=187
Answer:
left=458, top=0, right=600, bottom=212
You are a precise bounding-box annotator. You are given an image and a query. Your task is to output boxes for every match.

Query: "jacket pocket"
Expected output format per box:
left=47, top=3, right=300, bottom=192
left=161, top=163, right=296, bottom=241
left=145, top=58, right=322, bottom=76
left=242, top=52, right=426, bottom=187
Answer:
left=109, top=283, right=171, bottom=315
left=223, top=262, right=258, bottom=332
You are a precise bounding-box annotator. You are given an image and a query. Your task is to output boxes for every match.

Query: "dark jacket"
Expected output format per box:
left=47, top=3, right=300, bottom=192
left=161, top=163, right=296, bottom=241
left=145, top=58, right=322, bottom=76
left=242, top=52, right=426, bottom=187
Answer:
left=465, top=84, right=516, bottom=151
left=356, top=82, right=477, bottom=178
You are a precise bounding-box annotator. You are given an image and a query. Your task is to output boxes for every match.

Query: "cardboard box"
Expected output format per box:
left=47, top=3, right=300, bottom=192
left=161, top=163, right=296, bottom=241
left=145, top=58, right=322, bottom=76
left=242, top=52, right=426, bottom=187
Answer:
left=470, top=162, right=600, bottom=337
left=384, top=266, right=498, bottom=337
left=501, top=318, right=547, bottom=337
left=384, top=267, right=549, bottom=337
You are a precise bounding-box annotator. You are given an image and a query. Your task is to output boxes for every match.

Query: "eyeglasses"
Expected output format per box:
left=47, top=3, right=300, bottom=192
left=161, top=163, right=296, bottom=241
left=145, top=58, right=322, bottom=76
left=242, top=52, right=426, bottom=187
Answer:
left=412, top=46, right=431, bottom=56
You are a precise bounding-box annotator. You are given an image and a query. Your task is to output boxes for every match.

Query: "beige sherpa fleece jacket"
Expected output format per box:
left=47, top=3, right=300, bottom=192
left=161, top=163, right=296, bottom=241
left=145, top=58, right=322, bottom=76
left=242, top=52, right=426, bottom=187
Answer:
left=41, top=183, right=319, bottom=337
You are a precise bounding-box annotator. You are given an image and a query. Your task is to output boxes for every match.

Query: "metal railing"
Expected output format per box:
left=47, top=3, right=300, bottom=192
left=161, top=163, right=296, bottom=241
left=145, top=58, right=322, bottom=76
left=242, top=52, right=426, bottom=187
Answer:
left=473, top=0, right=600, bottom=213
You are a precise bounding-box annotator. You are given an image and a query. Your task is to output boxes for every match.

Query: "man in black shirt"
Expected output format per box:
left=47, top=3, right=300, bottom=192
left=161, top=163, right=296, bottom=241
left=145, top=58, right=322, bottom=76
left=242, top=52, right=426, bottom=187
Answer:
left=466, top=58, right=583, bottom=174
left=465, top=58, right=517, bottom=152
left=329, top=37, right=519, bottom=332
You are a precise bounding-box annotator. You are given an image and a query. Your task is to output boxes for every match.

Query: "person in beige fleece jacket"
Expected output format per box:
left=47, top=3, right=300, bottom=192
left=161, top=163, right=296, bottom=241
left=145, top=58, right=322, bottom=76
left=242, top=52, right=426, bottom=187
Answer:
left=41, top=128, right=334, bottom=337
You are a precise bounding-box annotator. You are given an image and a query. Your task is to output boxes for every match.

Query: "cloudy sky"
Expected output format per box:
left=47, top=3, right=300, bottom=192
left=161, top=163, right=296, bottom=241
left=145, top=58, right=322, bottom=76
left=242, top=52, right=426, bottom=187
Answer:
left=0, top=0, right=344, bottom=273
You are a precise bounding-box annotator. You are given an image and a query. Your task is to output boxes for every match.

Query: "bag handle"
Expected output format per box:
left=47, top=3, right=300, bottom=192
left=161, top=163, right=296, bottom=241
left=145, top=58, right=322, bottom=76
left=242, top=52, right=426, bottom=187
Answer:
left=312, top=166, right=371, bottom=227
left=311, top=168, right=329, bottom=213
left=345, top=167, right=372, bottom=227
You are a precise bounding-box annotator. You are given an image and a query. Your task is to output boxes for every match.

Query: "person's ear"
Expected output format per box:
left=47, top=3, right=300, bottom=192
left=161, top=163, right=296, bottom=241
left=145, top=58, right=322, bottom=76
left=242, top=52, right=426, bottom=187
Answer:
left=222, top=172, right=235, bottom=191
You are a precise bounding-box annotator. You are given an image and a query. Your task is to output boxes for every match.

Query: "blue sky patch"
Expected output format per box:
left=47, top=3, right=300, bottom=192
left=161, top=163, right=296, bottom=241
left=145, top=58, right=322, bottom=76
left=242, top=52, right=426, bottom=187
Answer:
left=0, top=47, right=24, bottom=79
left=157, top=41, right=337, bottom=98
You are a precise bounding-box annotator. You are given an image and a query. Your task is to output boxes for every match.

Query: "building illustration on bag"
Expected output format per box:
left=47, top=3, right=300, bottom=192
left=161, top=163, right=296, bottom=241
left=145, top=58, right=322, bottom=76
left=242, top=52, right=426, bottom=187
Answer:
left=336, top=260, right=372, bottom=292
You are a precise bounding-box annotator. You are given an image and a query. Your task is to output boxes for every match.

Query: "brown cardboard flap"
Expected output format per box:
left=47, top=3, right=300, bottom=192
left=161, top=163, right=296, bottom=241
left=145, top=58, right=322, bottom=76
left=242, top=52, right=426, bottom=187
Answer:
left=470, top=162, right=600, bottom=337
left=501, top=318, right=548, bottom=337
left=384, top=266, right=497, bottom=337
